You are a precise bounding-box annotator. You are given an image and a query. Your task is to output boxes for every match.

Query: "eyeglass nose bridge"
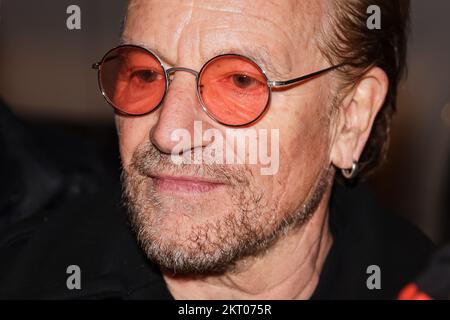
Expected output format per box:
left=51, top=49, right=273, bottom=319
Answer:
left=166, top=67, right=199, bottom=83
left=163, top=66, right=206, bottom=117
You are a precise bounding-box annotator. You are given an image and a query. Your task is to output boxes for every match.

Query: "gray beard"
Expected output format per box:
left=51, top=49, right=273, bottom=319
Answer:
left=122, top=142, right=332, bottom=275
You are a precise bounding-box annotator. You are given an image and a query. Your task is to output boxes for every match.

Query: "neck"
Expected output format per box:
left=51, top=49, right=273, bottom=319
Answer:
left=163, top=188, right=333, bottom=300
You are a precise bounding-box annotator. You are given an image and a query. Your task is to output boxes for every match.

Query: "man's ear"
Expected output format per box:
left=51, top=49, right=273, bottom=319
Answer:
left=330, top=67, right=389, bottom=170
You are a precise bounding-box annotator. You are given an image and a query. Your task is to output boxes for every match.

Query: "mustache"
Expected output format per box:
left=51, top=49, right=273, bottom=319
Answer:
left=128, top=142, right=251, bottom=186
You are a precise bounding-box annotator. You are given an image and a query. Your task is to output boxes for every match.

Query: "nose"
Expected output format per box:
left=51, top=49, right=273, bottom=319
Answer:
left=149, top=68, right=212, bottom=155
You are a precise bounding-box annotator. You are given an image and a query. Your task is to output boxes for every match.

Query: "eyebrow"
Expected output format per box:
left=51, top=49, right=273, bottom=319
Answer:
left=209, top=46, right=291, bottom=79
left=119, top=38, right=174, bottom=66
left=119, top=38, right=290, bottom=80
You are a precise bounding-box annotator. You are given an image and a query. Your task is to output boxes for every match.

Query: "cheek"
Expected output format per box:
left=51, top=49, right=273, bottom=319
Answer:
left=285, top=105, right=329, bottom=164
left=117, top=116, right=155, bottom=167
left=260, top=91, right=331, bottom=210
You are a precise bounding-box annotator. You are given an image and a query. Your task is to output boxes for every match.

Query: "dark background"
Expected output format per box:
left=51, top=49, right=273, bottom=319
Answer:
left=0, top=1, right=449, bottom=244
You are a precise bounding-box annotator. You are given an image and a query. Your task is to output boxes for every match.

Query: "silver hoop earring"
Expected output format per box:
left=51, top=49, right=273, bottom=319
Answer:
left=342, top=159, right=359, bottom=179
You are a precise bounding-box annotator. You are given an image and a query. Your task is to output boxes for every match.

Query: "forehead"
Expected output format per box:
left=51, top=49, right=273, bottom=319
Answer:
left=123, top=0, right=325, bottom=77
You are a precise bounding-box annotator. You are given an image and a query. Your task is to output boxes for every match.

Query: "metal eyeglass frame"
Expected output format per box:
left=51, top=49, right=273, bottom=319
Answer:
left=93, top=44, right=342, bottom=127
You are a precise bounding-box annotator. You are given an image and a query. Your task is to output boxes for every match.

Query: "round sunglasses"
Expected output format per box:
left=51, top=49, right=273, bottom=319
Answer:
left=93, top=45, right=341, bottom=127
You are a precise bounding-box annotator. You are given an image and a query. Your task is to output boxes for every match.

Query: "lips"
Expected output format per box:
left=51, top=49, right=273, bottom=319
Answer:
left=150, top=175, right=226, bottom=194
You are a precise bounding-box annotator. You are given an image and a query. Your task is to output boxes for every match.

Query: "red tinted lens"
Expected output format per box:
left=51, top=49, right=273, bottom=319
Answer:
left=99, top=46, right=166, bottom=115
left=198, top=55, right=269, bottom=126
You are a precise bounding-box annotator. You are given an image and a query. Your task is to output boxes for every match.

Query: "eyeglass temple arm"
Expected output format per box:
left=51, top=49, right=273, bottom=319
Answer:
left=91, top=59, right=343, bottom=83
left=92, top=55, right=118, bottom=69
left=268, top=64, right=343, bottom=88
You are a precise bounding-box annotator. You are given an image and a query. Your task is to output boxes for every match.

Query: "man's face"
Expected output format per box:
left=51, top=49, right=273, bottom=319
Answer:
left=119, top=0, right=334, bottom=274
